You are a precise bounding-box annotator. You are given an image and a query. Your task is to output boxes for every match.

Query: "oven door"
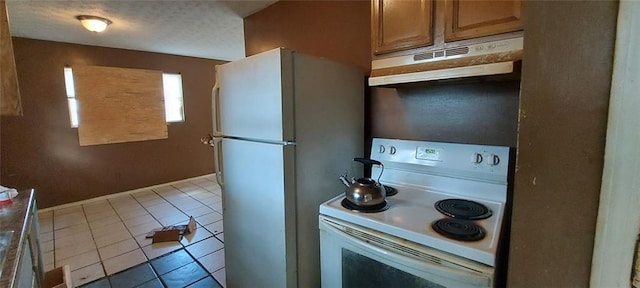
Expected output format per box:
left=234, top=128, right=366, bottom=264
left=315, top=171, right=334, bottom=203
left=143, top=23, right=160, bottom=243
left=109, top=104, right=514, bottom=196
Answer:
left=319, top=216, right=493, bottom=288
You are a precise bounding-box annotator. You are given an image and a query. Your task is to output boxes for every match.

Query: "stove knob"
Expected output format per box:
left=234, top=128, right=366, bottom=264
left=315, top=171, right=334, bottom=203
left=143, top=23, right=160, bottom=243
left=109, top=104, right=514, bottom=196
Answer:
left=389, top=146, right=397, bottom=155
left=379, top=145, right=385, bottom=153
left=488, top=154, right=500, bottom=166
left=472, top=153, right=483, bottom=164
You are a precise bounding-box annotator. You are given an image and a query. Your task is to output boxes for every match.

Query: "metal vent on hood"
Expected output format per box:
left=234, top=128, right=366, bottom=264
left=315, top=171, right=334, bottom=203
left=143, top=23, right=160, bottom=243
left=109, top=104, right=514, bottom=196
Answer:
left=413, top=46, right=470, bottom=62
left=446, top=46, right=470, bottom=57
left=413, top=52, right=434, bottom=61
left=369, top=37, right=523, bottom=86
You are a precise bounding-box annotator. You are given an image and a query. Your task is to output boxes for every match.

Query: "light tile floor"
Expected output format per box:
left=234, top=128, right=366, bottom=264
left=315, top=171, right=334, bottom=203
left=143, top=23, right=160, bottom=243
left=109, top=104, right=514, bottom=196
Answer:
left=37, top=175, right=226, bottom=287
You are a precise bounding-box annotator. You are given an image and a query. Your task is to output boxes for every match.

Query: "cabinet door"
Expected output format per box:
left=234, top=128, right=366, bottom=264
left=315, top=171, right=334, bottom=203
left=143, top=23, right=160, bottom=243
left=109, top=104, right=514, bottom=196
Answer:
left=372, top=0, right=434, bottom=55
left=444, top=0, right=523, bottom=42
left=15, top=240, right=34, bottom=288
left=29, top=204, right=44, bottom=286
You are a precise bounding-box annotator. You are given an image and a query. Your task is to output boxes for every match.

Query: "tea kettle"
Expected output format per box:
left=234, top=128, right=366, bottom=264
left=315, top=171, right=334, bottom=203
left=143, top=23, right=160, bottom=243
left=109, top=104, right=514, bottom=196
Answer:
left=339, top=158, right=386, bottom=206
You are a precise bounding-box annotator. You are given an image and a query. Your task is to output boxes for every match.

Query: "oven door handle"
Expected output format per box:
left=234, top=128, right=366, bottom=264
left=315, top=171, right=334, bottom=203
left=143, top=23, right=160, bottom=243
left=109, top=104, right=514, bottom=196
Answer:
left=320, top=218, right=492, bottom=286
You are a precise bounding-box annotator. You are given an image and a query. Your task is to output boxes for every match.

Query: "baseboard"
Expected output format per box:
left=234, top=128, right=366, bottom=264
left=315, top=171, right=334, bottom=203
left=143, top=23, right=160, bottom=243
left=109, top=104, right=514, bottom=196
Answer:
left=38, top=173, right=217, bottom=213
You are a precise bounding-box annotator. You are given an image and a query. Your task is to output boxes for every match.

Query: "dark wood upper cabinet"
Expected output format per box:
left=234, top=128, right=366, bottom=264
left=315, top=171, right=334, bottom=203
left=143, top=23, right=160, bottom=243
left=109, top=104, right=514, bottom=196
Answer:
left=371, top=0, right=524, bottom=59
left=444, top=0, right=524, bottom=42
left=372, top=0, right=434, bottom=55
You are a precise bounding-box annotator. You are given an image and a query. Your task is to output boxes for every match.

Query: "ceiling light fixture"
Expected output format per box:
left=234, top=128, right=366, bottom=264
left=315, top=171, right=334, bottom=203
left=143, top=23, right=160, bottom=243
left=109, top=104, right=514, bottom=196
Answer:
left=76, top=15, right=112, bottom=33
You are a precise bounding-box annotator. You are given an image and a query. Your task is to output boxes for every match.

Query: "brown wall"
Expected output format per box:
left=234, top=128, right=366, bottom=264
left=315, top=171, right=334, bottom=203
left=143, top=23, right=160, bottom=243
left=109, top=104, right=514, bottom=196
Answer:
left=244, top=0, right=371, bottom=74
left=0, top=38, right=223, bottom=208
left=508, top=1, right=617, bottom=287
left=372, top=80, right=520, bottom=147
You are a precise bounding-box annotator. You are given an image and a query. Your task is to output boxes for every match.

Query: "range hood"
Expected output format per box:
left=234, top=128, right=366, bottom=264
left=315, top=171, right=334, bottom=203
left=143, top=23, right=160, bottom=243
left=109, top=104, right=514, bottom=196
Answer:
left=369, top=37, right=523, bottom=86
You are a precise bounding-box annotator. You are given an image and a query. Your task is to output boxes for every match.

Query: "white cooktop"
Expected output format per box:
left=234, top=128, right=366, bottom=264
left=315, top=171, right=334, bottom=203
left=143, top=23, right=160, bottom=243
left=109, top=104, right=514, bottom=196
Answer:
left=320, top=182, right=503, bottom=266
left=320, top=138, right=511, bottom=266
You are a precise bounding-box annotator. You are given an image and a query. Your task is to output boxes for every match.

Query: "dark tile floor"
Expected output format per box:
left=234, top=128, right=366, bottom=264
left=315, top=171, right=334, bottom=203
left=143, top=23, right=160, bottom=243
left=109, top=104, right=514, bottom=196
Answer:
left=79, top=248, right=222, bottom=288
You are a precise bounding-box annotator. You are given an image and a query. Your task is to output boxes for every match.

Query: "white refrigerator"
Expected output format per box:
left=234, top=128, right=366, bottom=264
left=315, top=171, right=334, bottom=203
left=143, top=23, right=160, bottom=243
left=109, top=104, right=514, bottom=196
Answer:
left=211, top=48, right=364, bottom=288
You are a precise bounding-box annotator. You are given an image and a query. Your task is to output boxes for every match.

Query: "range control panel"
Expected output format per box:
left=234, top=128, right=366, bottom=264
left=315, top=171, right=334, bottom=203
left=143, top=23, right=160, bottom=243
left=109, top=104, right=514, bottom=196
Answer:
left=416, top=147, right=442, bottom=161
left=371, top=138, right=511, bottom=181
left=470, top=152, right=501, bottom=166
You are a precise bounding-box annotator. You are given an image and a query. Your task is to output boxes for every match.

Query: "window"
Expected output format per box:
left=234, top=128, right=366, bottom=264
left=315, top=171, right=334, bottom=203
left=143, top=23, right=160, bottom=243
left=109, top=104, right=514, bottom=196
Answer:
left=162, top=73, right=185, bottom=123
left=63, top=67, right=184, bottom=128
left=64, top=67, right=79, bottom=127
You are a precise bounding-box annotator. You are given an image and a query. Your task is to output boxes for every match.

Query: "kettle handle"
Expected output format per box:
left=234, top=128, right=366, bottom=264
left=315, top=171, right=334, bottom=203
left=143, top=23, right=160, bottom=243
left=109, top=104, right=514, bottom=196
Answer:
left=353, top=158, right=384, bottom=184
left=353, top=158, right=382, bottom=166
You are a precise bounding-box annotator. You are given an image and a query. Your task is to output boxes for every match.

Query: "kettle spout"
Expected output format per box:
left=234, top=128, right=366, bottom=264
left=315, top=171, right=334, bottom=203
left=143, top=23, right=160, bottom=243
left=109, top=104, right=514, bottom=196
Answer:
left=338, top=175, right=351, bottom=187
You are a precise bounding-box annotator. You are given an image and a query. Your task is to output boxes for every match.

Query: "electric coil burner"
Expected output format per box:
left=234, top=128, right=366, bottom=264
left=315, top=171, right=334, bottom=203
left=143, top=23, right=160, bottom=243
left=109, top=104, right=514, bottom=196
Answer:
left=340, top=198, right=389, bottom=213
left=433, top=199, right=491, bottom=241
left=435, top=199, right=492, bottom=220
left=431, top=218, right=486, bottom=242
left=384, top=185, right=397, bottom=197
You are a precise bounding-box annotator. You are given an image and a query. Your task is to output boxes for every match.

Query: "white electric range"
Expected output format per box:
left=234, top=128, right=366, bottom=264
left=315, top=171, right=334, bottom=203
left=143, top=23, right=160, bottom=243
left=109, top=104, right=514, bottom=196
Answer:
left=319, top=138, right=512, bottom=288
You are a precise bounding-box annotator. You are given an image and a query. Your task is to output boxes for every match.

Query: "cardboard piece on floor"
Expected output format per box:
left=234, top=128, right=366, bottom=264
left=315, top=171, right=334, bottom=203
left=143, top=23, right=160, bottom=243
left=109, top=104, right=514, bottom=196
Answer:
left=147, top=216, right=196, bottom=243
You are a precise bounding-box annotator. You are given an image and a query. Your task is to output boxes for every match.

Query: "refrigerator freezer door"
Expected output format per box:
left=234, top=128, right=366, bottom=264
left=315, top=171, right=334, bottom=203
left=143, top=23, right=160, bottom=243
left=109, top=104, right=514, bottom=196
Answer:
left=221, top=138, right=297, bottom=288
left=217, top=48, right=295, bottom=142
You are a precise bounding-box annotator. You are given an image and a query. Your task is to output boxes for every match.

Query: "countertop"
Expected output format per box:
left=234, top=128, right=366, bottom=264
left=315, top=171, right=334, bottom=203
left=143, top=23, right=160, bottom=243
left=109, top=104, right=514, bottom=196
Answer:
left=0, top=189, right=36, bottom=288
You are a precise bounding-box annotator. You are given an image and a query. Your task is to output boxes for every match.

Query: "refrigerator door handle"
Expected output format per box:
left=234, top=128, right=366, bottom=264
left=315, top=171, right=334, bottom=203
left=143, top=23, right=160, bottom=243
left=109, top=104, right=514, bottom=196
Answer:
left=211, top=66, right=223, bottom=137
left=213, top=137, right=225, bottom=187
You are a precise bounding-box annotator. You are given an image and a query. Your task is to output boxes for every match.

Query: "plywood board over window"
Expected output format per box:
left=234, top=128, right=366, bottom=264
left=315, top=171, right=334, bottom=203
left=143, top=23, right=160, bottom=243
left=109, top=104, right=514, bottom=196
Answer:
left=1, top=1, right=22, bottom=116
left=73, top=65, right=168, bottom=146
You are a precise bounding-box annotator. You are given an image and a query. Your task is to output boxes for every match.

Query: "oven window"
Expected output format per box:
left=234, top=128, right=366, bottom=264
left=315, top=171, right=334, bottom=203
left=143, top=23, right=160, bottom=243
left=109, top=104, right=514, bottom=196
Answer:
left=342, top=248, right=445, bottom=288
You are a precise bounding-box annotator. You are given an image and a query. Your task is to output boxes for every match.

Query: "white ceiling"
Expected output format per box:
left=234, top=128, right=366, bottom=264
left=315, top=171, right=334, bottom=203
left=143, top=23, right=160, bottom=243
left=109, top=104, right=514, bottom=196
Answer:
left=5, top=0, right=278, bottom=61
